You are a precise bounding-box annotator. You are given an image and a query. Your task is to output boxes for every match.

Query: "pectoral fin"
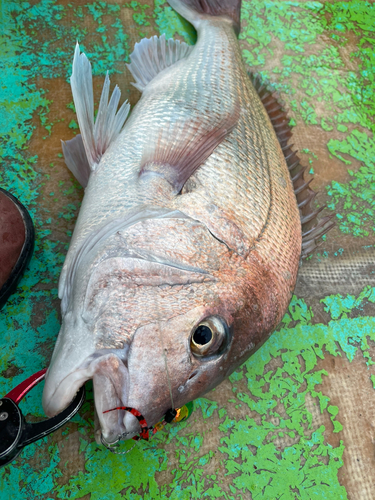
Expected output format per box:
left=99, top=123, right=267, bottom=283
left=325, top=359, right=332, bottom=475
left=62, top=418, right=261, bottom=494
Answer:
left=140, top=106, right=240, bottom=193
left=127, top=34, right=193, bottom=92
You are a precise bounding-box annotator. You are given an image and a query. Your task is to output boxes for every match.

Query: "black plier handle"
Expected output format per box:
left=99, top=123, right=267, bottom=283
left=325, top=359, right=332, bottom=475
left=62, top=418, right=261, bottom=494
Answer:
left=0, top=368, right=85, bottom=467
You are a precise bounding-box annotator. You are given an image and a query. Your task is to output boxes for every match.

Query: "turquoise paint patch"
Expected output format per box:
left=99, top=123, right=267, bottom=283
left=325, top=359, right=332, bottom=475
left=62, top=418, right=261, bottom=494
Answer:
left=321, top=286, right=375, bottom=320
left=154, top=0, right=196, bottom=44
left=218, top=289, right=375, bottom=498
left=126, top=1, right=152, bottom=31
left=326, top=130, right=375, bottom=236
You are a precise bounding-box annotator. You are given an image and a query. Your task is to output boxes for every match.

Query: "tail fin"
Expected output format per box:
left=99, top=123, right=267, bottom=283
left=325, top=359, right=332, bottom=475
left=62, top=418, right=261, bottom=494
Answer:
left=168, top=0, right=242, bottom=35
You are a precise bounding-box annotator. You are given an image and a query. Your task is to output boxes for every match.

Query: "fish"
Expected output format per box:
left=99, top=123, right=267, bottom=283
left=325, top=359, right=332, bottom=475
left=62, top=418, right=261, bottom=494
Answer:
left=42, top=0, right=333, bottom=445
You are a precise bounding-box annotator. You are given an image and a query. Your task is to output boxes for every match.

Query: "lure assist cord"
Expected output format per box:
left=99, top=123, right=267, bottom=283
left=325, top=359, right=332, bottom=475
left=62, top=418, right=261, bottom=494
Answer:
left=100, top=405, right=192, bottom=455
left=103, top=406, right=151, bottom=441
left=154, top=286, right=175, bottom=412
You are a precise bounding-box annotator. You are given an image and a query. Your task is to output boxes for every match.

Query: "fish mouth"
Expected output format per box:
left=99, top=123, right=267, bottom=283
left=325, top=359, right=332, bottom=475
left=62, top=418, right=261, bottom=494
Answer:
left=43, top=351, right=141, bottom=443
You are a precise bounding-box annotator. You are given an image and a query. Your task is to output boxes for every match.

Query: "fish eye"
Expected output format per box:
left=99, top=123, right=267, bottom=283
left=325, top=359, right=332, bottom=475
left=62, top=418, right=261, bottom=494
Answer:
left=193, top=325, right=212, bottom=345
left=190, top=316, right=228, bottom=357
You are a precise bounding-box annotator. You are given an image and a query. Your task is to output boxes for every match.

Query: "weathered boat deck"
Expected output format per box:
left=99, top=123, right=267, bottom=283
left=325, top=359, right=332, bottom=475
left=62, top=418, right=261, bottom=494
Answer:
left=1, top=1, right=375, bottom=498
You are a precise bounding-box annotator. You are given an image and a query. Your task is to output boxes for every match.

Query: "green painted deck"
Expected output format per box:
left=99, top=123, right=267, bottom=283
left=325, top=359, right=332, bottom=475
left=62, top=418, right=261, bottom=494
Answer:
left=1, top=1, right=375, bottom=498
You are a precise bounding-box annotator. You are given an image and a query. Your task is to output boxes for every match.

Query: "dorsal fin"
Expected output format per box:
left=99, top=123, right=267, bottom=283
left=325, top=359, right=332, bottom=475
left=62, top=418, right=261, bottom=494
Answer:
left=249, top=72, right=335, bottom=258
left=68, top=43, right=130, bottom=175
left=126, top=34, right=193, bottom=92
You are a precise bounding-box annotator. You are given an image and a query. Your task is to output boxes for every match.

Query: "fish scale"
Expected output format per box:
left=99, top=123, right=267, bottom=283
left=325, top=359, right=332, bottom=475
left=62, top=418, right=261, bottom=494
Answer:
left=42, top=0, right=314, bottom=445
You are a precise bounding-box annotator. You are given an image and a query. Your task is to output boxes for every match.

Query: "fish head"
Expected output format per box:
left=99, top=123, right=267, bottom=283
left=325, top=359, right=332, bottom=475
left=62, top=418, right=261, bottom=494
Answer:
left=43, top=215, right=283, bottom=444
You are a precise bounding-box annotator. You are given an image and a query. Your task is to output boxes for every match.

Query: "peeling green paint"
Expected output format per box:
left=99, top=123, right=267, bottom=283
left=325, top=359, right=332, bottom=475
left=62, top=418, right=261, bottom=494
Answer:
left=154, top=0, right=196, bottom=44
left=240, top=0, right=375, bottom=238
left=327, top=130, right=375, bottom=237
left=0, top=0, right=375, bottom=498
left=321, top=286, right=375, bottom=321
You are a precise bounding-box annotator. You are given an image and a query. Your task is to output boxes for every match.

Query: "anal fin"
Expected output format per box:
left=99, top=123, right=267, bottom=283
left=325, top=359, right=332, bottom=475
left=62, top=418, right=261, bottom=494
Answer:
left=249, top=72, right=335, bottom=258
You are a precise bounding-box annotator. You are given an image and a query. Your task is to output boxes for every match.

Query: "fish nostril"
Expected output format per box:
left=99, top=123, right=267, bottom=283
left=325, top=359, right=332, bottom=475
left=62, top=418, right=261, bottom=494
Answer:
left=188, top=370, right=198, bottom=381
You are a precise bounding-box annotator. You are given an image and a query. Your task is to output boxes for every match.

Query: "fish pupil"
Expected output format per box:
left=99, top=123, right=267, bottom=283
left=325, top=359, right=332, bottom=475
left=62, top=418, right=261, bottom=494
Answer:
left=193, top=325, right=212, bottom=345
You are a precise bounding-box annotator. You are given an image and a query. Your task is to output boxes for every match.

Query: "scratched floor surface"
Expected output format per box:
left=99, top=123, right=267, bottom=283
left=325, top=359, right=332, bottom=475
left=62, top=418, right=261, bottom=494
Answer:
left=1, top=1, right=375, bottom=498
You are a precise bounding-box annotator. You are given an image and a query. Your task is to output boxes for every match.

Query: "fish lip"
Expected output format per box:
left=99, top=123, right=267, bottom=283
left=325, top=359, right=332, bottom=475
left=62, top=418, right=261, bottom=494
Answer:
left=43, top=351, right=138, bottom=442
left=43, top=366, right=90, bottom=417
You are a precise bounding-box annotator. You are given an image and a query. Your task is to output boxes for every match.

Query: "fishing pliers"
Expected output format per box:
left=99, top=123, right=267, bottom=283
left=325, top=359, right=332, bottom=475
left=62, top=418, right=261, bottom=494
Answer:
left=0, top=368, right=85, bottom=467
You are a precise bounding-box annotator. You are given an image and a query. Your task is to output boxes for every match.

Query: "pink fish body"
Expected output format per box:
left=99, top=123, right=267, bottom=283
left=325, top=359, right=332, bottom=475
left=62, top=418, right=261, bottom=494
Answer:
left=43, top=0, right=326, bottom=445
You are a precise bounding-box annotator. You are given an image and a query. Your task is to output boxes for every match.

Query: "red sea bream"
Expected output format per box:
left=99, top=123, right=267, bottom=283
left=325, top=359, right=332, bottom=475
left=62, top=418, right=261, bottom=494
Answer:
left=42, top=0, right=331, bottom=445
